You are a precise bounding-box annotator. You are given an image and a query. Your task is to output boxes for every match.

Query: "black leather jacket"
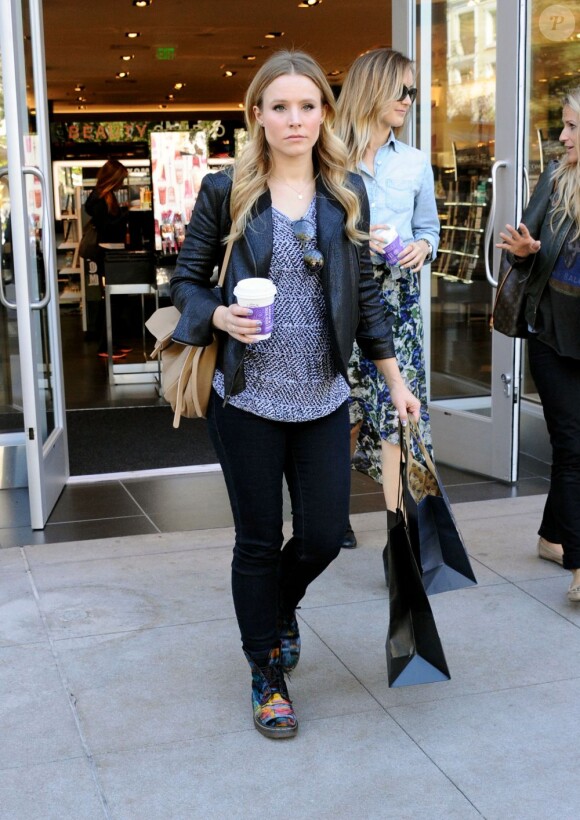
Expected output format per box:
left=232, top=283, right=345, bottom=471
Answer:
left=510, top=160, right=574, bottom=330
left=170, top=170, right=395, bottom=400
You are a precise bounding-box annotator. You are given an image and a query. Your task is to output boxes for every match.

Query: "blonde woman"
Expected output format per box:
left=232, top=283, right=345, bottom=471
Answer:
left=497, top=88, right=580, bottom=603
left=335, top=48, right=440, bottom=546
left=171, top=50, right=420, bottom=738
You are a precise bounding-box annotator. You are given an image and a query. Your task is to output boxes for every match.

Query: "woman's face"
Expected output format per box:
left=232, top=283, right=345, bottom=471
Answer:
left=379, top=68, right=415, bottom=132
left=253, top=73, right=326, bottom=162
left=560, top=104, right=579, bottom=165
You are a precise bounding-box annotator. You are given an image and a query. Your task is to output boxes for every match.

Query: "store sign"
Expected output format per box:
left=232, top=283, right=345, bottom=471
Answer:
left=156, top=46, right=176, bottom=60
left=51, top=121, right=194, bottom=145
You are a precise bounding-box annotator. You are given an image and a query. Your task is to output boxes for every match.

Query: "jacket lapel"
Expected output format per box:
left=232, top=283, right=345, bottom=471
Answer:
left=242, top=189, right=273, bottom=277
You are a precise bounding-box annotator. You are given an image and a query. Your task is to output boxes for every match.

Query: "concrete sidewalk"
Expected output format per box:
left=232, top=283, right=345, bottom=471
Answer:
left=1, top=494, right=579, bottom=819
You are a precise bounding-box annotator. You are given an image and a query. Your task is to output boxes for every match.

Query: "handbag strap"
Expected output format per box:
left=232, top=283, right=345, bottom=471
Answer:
left=217, top=237, right=234, bottom=288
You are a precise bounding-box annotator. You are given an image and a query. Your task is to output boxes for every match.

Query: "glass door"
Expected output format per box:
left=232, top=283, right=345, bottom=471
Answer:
left=423, top=0, right=526, bottom=481
left=0, top=0, right=67, bottom=528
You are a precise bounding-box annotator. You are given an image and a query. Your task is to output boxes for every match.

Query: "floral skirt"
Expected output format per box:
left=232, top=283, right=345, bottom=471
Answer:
left=348, top=265, right=432, bottom=484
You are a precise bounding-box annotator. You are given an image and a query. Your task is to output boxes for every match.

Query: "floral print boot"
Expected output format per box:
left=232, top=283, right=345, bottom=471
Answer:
left=245, top=646, right=298, bottom=739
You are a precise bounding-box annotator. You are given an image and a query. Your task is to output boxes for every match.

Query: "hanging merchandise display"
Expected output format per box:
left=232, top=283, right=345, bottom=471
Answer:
left=150, top=130, right=209, bottom=254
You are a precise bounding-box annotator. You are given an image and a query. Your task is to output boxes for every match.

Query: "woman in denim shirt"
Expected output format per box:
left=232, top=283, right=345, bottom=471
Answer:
left=336, top=48, right=440, bottom=545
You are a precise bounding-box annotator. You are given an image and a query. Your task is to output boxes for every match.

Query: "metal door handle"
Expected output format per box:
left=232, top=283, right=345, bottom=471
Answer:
left=484, top=160, right=507, bottom=287
left=23, top=166, right=51, bottom=310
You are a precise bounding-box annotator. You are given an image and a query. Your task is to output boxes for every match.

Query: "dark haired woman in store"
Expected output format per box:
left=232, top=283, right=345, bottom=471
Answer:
left=84, top=158, right=129, bottom=358
left=496, top=87, right=580, bottom=603
left=335, top=48, right=440, bottom=547
left=170, top=50, right=420, bottom=738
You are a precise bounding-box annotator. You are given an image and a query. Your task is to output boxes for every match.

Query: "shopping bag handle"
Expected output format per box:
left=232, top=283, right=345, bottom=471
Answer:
left=402, top=418, right=438, bottom=478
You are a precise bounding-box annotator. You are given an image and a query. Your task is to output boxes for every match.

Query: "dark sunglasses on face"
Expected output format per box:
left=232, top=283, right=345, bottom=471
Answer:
left=292, top=219, right=325, bottom=274
left=398, top=84, right=418, bottom=103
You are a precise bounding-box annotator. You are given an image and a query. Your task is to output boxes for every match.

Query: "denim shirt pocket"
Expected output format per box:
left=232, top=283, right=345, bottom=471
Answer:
left=382, top=179, right=416, bottom=215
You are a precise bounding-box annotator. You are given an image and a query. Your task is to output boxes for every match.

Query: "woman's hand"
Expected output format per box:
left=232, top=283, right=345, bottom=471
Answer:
left=212, top=304, right=263, bottom=344
left=496, top=222, right=541, bottom=258
left=369, top=223, right=391, bottom=256
left=389, top=381, right=421, bottom=425
left=370, top=225, right=430, bottom=272
left=397, top=239, right=430, bottom=272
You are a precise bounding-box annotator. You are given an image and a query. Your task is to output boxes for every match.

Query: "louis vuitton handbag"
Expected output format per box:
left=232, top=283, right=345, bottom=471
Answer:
left=145, top=238, right=233, bottom=428
left=489, top=252, right=530, bottom=338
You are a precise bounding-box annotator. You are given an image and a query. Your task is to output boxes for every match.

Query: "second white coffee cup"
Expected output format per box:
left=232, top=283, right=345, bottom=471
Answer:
left=233, top=277, right=277, bottom=341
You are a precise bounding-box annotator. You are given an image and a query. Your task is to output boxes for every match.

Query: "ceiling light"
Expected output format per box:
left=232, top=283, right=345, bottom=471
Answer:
left=77, top=105, right=86, bottom=110
left=327, top=70, right=342, bottom=76
left=77, top=96, right=86, bottom=102
left=223, top=70, right=236, bottom=78
left=173, top=82, right=186, bottom=90
left=298, top=0, right=323, bottom=6
left=125, top=31, right=141, bottom=38
left=121, top=55, right=134, bottom=61
left=165, top=94, right=174, bottom=100
left=238, top=103, right=244, bottom=109
left=242, top=55, right=257, bottom=61
left=74, top=84, right=85, bottom=91
left=133, top=0, right=152, bottom=6
left=158, top=104, right=167, bottom=109
left=265, top=32, right=284, bottom=38
left=116, top=71, right=130, bottom=79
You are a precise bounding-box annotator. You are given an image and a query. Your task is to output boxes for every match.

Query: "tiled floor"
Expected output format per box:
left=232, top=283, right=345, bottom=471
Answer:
left=0, top=451, right=551, bottom=549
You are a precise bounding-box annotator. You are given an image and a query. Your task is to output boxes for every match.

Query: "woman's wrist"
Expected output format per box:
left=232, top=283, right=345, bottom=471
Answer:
left=212, top=305, right=228, bottom=331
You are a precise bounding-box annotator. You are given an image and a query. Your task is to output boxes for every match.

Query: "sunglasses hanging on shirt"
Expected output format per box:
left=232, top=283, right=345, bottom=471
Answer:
left=292, top=219, right=325, bottom=274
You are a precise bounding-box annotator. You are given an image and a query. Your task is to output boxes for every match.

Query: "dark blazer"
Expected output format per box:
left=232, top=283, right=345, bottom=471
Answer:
left=509, top=160, right=574, bottom=330
left=170, top=169, right=396, bottom=400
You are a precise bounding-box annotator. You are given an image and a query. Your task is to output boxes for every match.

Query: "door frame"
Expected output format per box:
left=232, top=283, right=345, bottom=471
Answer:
left=0, top=0, right=68, bottom=527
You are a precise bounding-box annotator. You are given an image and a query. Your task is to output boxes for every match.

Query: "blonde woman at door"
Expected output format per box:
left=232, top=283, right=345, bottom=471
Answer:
left=335, top=48, right=440, bottom=547
left=496, top=87, right=580, bottom=602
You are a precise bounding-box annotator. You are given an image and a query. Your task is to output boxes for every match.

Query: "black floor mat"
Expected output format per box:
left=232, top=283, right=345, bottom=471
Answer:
left=66, top=406, right=217, bottom=475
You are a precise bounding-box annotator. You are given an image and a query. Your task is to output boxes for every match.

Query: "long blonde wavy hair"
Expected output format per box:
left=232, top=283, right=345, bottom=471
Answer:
left=335, top=48, right=414, bottom=171
left=228, top=50, right=365, bottom=243
left=551, top=87, right=580, bottom=241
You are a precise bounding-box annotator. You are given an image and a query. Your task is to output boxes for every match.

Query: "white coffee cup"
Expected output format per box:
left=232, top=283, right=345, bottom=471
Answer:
left=375, top=227, right=405, bottom=266
left=233, top=278, right=277, bottom=340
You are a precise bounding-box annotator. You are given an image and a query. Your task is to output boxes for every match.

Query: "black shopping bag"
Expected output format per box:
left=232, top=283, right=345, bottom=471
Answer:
left=402, top=420, right=477, bottom=596
left=386, top=510, right=451, bottom=687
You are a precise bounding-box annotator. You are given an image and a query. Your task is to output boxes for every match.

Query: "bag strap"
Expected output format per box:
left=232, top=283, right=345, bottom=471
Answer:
left=217, top=237, right=234, bottom=288
left=403, top=418, right=438, bottom=478
left=172, top=345, right=197, bottom=428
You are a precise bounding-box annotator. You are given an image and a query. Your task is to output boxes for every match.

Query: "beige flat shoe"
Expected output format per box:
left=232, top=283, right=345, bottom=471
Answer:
left=537, top=537, right=564, bottom=566
left=567, top=583, right=580, bottom=603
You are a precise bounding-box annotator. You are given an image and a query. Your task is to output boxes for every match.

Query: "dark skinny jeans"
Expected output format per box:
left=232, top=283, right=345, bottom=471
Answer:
left=207, top=389, right=350, bottom=661
left=528, top=336, right=580, bottom=569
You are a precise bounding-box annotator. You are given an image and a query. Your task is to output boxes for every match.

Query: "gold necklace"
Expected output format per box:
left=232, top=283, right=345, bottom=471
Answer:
left=270, top=175, right=315, bottom=200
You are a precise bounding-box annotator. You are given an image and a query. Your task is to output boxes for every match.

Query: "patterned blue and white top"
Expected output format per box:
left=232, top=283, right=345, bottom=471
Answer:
left=212, top=197, right=350, bottom=421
